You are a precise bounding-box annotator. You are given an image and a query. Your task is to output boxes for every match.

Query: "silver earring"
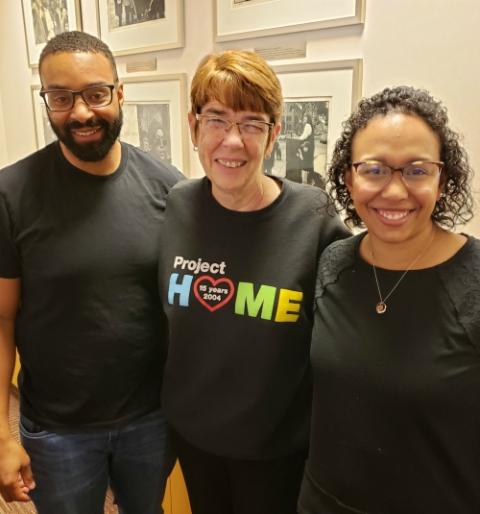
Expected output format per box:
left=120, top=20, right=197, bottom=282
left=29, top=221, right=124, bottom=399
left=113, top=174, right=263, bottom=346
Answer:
left=193, top=145, right=198, bottom=152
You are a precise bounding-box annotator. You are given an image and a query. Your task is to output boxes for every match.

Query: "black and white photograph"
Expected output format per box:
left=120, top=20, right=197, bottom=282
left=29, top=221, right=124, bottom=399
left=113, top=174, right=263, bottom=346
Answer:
left=22, top=0, right=79, bottom=66
left=31, top=0, right=70, bottom=44
left=122, top=103, right=172, bottom=164
left=265, top=99, right=329, bottom=187
left=97, top=0, right=183, bottom=55
left=108, top=0, right=165, bottom=29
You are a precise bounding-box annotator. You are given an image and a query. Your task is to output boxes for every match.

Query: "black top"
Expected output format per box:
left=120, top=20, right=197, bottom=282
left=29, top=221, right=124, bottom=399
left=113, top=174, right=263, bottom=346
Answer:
left=0, top=142, right=183, bottom=429
left=299, top=234, right=480, bottom=514
left=158, top=177, right=350, bottom=459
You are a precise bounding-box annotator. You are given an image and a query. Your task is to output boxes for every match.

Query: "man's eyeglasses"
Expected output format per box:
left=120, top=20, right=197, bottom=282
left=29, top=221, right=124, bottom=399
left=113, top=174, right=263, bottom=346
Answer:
left=352, top=161, right=444, bottom=188
left=40, top=85, right=116, bottom=112
left=195, top=114, right=273, bottom=139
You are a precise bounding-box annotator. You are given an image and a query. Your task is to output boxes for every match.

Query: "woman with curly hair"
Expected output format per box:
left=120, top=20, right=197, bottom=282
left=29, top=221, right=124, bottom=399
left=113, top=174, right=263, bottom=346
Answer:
left=298, top=86, right=479, bottom=514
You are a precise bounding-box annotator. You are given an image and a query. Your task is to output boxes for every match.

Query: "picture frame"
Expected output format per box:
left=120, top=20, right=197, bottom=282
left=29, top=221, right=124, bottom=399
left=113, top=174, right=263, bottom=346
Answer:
left=266, top=59, right=362, bottom=186
left=22, top=0, right=82, bottom=67
left=214, top=0, right=365, bottom=42
left=96, top=0, right=185, bottom=56
left=31, top=73, right=190, bottom=173
left=120, top=74, right=190, bottom=172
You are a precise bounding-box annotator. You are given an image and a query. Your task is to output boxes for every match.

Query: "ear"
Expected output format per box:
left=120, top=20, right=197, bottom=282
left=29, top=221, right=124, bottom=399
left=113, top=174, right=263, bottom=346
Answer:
left=187, top=111, right=198, bottom=147
left=265, top=122, right=282, bottom=156
left=116, top=81, right=124, bottom=107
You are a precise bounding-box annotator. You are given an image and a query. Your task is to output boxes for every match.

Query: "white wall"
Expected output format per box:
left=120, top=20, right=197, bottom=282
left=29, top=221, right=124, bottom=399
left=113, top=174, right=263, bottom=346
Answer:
left=1, top=0, right=479, bottom=235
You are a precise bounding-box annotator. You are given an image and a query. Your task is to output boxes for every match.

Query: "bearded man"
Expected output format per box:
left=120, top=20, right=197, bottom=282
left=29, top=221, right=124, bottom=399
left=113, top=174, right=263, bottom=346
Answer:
left=0, top=31, right=182, bottom=514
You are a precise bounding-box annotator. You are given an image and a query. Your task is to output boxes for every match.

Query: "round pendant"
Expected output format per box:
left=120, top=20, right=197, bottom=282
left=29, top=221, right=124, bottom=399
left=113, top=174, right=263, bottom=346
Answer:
left=376, top=302, right=387, bottom=314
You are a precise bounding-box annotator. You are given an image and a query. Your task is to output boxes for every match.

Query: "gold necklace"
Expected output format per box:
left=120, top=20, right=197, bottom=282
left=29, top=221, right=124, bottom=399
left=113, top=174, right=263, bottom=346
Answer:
left=370, top=232, right=435, bottom=314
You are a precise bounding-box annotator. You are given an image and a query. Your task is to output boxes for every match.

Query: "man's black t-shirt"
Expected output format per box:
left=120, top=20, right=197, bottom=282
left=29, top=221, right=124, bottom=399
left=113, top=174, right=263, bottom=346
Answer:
left=0, top=142, right=183, bottom=429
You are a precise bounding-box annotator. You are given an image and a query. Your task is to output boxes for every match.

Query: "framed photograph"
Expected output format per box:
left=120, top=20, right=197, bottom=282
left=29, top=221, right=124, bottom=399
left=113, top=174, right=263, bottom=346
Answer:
left=96, top=0, right=184, bottom=55
left=121, top=74, right=189, bottom=171
left=31, top=74, right=190, bottom=172
left=22, top=0, right=82, bottom=67
left=214, top=0, right=365, bottom=42
left=265, top=59, right=362, bottom=187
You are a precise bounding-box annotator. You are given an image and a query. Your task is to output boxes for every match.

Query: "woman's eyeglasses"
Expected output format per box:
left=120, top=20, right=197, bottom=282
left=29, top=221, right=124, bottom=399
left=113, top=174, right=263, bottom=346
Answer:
left=195, top=114, right=273, bottom=140
left=352, top=161, right=443, bottom=188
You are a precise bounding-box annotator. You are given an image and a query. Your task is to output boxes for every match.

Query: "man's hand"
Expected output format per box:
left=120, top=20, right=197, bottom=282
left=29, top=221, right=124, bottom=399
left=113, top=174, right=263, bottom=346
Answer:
left=0, top=437, right=35, bottom=502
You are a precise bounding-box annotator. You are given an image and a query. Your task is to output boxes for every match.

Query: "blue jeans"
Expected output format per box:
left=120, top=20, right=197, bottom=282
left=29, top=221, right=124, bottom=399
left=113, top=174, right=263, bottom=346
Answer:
left=20, top=409, right=175, bottom=514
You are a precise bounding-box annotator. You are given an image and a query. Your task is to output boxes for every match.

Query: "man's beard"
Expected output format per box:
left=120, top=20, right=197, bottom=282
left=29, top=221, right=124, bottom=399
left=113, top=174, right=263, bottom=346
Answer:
left=49, top=109, right=123, bottom=162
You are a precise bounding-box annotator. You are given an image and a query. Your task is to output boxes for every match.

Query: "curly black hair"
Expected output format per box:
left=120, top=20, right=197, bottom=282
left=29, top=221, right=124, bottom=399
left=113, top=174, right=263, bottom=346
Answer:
left=329, top=85, right=474, bottom=228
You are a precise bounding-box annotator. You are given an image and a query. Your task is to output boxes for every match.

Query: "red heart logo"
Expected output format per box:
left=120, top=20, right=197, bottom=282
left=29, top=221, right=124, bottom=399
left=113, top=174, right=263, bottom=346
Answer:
left=193, top=275, right=235, bottom=312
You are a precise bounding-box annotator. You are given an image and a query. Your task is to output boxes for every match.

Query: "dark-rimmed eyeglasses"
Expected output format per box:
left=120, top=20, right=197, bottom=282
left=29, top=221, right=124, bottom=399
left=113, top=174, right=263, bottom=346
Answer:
left=40, top=84, right=116, bottom=112
left=352, top=160, right=444, bottom=188
left=195, top=113, right=273, bottom=139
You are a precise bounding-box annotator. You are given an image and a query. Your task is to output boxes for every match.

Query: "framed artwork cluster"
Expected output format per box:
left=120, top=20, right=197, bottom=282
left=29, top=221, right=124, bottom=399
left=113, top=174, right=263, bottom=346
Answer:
left=22, top=0, right=184, bottom=66
left=24, top=0, right=188, bottom=172
left=212, top=0, right=365, bottom=186
left=24, top=0, right=365, bottom=181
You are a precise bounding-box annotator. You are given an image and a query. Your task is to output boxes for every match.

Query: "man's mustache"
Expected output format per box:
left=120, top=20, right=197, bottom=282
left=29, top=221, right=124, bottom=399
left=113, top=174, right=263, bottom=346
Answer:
left=65, top=118, right=107, bottom=130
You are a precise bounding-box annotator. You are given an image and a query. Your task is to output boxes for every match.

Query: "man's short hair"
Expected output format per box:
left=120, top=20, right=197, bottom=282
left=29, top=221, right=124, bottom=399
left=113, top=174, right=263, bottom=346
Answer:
left=39, top=31, right=118, bottom=82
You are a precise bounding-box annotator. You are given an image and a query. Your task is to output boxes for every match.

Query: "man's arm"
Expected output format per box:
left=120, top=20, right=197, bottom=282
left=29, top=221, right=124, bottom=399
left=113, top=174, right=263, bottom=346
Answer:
left=0, top=278, right=35, bottom=502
